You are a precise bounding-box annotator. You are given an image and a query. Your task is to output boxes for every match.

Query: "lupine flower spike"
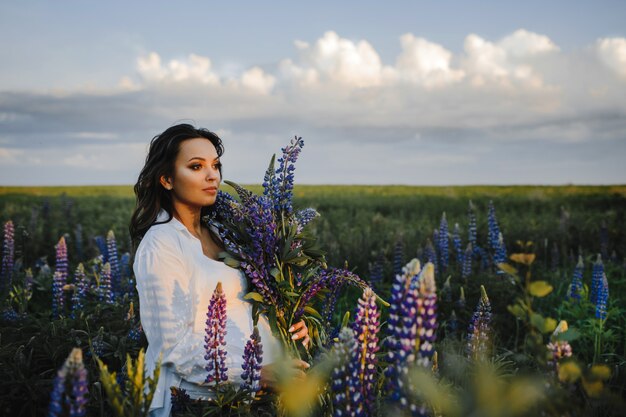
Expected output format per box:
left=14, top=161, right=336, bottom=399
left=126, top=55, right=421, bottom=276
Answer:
left=350, top=287, right=380, bottom=417
left=452, top=223, right=463, bottom=267
left=106, top=230, right=121, bottom=297
left=467, top=285, right=492, bottom=360
left=53, top=237, right=69, bottom=318
left=98, top=263, right=114, bottom=305
left=331, top=327, right=358, bottom=417
left=546, top=320, right=573, bottom=375
left=567, top=256, right=584, bottom=301
left=416, top=263, right=438, bottom=368
left=48, top=347, right=88, bottom=417
left=590, top=255, right=604, bottom=306
left=71, top=264, right=88, bottom=319
left=437, top=213, right=449, bottom=273
left=1, top=220, right=15, bottom=289
left=240, top=327, right=263, bottom=393
left=595, top=273, right=609, bottom=321
left=204, top=282, right=228, bottom=385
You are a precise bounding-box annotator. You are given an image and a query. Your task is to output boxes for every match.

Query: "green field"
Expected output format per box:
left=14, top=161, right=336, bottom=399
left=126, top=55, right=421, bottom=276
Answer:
left=1, top=184, right=625, bottom=415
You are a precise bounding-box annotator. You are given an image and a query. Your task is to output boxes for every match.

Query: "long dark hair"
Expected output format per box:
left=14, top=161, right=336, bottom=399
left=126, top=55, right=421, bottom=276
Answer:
left=129, top=123, right=224, bottom=252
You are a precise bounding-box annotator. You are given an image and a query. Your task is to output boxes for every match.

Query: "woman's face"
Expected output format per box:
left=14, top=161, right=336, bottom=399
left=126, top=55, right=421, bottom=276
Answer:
left=161, top=137, right=222, bottom=209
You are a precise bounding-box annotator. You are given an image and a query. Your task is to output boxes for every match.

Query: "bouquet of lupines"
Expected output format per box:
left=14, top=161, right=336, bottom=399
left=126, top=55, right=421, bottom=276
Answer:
left=204, top=136, right=386, bottom=357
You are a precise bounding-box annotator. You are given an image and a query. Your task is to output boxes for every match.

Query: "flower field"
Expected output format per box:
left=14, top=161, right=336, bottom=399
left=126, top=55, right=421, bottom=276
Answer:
left=0, top=184, right=625, bottom=416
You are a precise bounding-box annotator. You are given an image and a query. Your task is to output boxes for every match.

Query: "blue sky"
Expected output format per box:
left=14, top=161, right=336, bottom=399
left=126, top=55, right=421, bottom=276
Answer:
left=1, top=1, right=625, bottom=185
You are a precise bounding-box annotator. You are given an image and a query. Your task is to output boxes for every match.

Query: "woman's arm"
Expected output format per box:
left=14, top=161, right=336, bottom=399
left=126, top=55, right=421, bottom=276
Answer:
left=134, top=234, right=207, bottom=378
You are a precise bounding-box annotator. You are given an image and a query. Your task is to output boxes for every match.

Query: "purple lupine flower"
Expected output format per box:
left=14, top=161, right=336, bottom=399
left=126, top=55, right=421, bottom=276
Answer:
left=71, top=264, right=88, bottom=319
left=98, top=263, right=114, bottom=304
left=324, top=280, right=345, bottom=331
left=546, top=320, right=573, bottom=374
left=52, top=270, right=66, bottom=319
left=1, top=220, right=15, bottom=288
left=462, top=243, right=473, bottom=281
left=128, top=323, right=143, bottom=343
left=487, top=200, right=501, bottom=252
left=271, top=136, right=304, bottom=215
left=170, top=387, right=192, bottom=414
left=48, top=348, right=88, bottom=417
left=590, top=254, right=604, bottom=306
left=106, top=230, right=121, bottom=297
left=240, top=327, right=263, bottom=393
left=295, top=208, right=319, bottom=234
left=416, top=263, right=437, bottom=367
left=595, top=273, right=609, bottom=320
left=437, top=213, right=449, bottom=273
left=452, top=223, right=463, bottom=267
left=204, top=282, right=228, bottom=385
left=241, top=261, right=277, bottom=307
left=393, top=239, right=405, bottom=278
left=331, top=327, right=358, bottom=417
left=467, top=285, right=492, bottom=360
left=1, top=307, right=20, bottom=322
left=567, top=255, right=584, bottom=301
left=350, top=287, right=380, bottom=417
left=55, top=236, right=69, bottom=282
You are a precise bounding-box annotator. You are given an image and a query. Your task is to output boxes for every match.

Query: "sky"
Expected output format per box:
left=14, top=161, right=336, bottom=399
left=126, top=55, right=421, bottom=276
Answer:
left=1, top=1, right=625, bottom=186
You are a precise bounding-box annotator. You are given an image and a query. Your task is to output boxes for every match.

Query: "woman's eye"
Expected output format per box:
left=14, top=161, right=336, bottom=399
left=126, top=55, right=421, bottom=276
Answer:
left=190, top=164, right=201, bottom=170
left=213, top=163, right=222, bottom=170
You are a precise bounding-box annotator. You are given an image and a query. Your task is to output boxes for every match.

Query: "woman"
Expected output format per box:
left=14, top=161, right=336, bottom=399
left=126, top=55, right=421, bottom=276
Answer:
left=130, top=124, right=309, bottom=417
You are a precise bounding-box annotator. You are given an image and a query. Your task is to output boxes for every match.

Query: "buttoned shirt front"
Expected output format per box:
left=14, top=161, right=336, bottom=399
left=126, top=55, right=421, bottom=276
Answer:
left=133, top=209, right=279, bottom=417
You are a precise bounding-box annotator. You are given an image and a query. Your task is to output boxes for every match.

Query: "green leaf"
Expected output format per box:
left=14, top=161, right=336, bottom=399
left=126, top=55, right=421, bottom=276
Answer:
left=222, top=256, right=241, bottom=269
left=304, top=306, right=323, bottom=320
left=507, top=304, right=526, bottom=319
left=341, top=312, right=350, bottom=328
left=497, top=263, right=518, bottom=276
left=285, top=291, right=300, bottom=297
left=555, top=328, right=581, bottom=342
left=530, top=312, right=545, bottom=331
left=543, top=317, right=557, bottom=333
left=243, top=292, right=265, bottom=303
left=529, top=281, right=553, bottom=297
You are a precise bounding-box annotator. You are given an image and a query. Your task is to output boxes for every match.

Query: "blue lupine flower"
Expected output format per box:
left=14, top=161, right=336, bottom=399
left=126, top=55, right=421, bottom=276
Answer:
left=467, top=285, right=492, bottom=360
left=1, top=307, right=20, bottom=322
left=106, top=230, right=121, bottom=297
left=422, top=239, right=437, bottom=270
left=468, top=200, right=477, bottom=247
left=47, top=348, right=88, bottom=417
left=487, top=201, right=501, bottom=252
left=52, top=237, right=69, bottom=318
left=462, top=243, right=473, bottom=280
left=393, top=239, right=405, bottom=278
left=350, top=287, right=380, bottom=417
left=127, top=323, right=143, bottom=343
left=267, top=136, right=305, bottom=215
left=437, top=213, right=449, bottom=273
left=494, top=232, right=507, bottom=272
left=98, top=263, right=114, bottom=305
left=323, top=280, right=345, bottom=331
left=368, top=256, right=384, bottom=291
left=452, top=223, right=463, bottom=267
left=204, top=282, right=228, bottom=385
left=93, top=235, right=107, bottom=263
left=295, top=208, right=319, bottom=234
left=567, top=256, right=584, bottom=301
left=595, top=273, right=609, bottom=320
left=591, top=255, right=604, bottom=306
left=447, top=310, right=459, bottom=335
left=331, top=327, right=358, bottom=417
left=600, top=220, right=609, bottom=261
left=71, top=264, right=88, bottom=319
left=240, top=327, right=263, bottom=393
left=170, top=387, right=192, bottom=414
left=74, top=223, right=83, bottom=261
left=385, top=259, right=421, bottom=401
left=1, top=220, right=15, bottom=289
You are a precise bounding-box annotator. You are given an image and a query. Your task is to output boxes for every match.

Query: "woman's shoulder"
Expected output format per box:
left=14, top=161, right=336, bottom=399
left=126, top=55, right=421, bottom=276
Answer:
left=136, top=221, right=183, bottom=256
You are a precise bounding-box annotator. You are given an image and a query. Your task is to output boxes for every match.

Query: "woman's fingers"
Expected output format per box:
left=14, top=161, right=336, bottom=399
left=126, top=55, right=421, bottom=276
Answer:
left=302, top=335, right=310, bottom=349
left=288, top=320, right=309, bottom=344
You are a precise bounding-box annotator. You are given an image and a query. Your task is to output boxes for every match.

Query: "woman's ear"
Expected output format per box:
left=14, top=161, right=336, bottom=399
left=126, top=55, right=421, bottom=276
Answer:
left=160, top=175, right=173, bottom=190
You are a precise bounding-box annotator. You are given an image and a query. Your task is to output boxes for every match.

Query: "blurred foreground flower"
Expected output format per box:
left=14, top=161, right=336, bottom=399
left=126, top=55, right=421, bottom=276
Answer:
left=48, top=347, right=88, bottom=417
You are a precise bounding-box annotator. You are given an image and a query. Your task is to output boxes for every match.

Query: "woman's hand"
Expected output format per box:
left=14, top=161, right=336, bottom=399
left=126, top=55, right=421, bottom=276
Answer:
left=260, top=358, right=310, bottom=390
left=288, top=320, right=310, bottom=348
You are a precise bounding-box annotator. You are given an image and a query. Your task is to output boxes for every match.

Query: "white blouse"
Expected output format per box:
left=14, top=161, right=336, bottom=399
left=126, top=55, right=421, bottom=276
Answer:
left=133, top=209, right=280, bottom=417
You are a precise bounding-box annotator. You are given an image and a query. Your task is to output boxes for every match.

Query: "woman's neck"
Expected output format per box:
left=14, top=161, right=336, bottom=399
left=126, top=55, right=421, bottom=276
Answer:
left=171, top=202, right=203, bottom=238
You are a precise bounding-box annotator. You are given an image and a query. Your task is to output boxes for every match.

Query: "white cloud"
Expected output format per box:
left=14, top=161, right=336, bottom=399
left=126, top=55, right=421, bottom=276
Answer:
left=240, top=66, right=276, bottom=94
left=136, top=52, right=220, bottom=85
left=499, top=29, right=560, bottom=56
left=396, top=34, right=465, bottom=87
left=596, top=37, right=626, bottom=78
